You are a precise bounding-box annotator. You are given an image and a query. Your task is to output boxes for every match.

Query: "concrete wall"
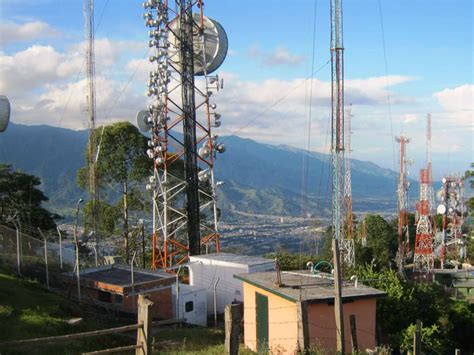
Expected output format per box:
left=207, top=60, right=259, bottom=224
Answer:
left=242, top=283, right=299, bottom=354
left=306, top=298, right=377, bottom=352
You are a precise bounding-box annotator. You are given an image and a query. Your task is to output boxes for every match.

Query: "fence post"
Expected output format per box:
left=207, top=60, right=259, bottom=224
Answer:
left=413, top=319, right=422, bottom=355
left=15, top=225, right=21, bottom=275
left=136, top=294, right=153, bottom=355
left=38, top=228, right=49, bottom=290
left=350, top=314, right=358, bottom=352
left=297, top=301, right=309, bottom=353
left=225, top=303, right=243, bottom=355
left=44, top=238, right=49, bottom=290
left=57, top=227, right=63, bottom=270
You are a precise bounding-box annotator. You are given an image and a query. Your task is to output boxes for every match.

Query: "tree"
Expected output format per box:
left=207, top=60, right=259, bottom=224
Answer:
left=0, top=164, right=59, bottom=232
left=355, top=214, right=397, bottom=270
left=77, top=122, right=151, bottom=261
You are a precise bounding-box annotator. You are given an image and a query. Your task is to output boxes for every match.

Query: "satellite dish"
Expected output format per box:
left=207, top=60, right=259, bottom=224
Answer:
left=168, top=14, right=228, bottom=76
left=136, top=110, right=152, bottom=132
left=0, top=95, right=11, bottom=132
left=437, top=204, right=446, bottom=215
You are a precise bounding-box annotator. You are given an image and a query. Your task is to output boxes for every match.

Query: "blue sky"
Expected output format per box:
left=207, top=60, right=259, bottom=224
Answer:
left=0, top=0, right=472, bottom=179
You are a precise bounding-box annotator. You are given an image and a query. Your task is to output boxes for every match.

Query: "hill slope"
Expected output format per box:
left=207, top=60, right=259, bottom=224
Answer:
left=0, top=123, right=405, bottom=219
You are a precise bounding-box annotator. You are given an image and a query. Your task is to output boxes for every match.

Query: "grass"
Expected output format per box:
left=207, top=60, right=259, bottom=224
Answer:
left=0, top=268, right=131, bottom=354
left=0, top=267, right=255, bottom=354
left=154, top=327, right=256, bottom=354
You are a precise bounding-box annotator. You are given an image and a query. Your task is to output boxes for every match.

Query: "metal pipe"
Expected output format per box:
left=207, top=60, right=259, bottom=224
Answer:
left=57, top=226, right=63, bottom=270
left=176, top=266, right=182, bottom=319
left=131, top=251, right=137, bottom=312
left=213, top=277, right=220, bottom=327
left=74, top=198, right=83, bottom=303
left=92, top=244, right=98, bottom=266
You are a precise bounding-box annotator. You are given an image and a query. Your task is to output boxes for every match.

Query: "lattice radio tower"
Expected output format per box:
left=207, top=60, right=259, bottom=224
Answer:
left=439, top=175, right=465, bottom=262
left=84, top=0, right=99, bottom=252
left=413, top=168, right=434, bottom=271
left=139, top=0, right=227, bottom=270
left=342, top=106, right=354, bottom=266
left=395, top=136, right=410, bottom=274
left=426, top=114, right=435, bottom=215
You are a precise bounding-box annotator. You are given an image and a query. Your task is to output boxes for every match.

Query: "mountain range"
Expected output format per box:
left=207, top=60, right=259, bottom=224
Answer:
left=0, top=122, right=408, bottom=220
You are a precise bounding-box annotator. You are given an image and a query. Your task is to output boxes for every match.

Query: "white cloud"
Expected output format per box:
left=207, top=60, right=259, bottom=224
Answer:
left=433, top=84, right=473, bottom=129
left=402, top=113, right=419, bottom=124
left=248, top=45, right=305, bottom=66
left=0, top=21, right=59, bottom=46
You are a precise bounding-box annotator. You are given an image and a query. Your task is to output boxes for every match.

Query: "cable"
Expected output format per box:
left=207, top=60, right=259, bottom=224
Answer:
left=229, top=59, right=330, bottom=136
left=377, top=0, right=397, bottom=175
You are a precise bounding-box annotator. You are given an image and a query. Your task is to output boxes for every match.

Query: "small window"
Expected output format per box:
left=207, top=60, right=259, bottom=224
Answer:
left=185, top=301, right=194, bottom=313
left=114, top=294, right=123, bottom=304
left=98, top=290, right=111, bottom=303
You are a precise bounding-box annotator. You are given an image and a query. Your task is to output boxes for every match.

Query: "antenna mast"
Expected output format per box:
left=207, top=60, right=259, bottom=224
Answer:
left=330, top=0, right=346, bottom=352
left=426, top=114, right=435, bottom=215
left=141, top=0, right=227, bottom=270
left=84, top=0, right=99, bottom=252
left=342, top=106, right=354, bottom=266
left=413, top=168, right=434, bottom=271
left=395, top=136, right=410, bottom=274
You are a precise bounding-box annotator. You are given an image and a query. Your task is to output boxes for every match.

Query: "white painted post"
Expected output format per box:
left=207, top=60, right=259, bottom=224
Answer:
left=44, top=237, right=49, bottom=290
left=213, top=277, right=220, bottom=327
left=15, top=224, right=21, bottom=275
left=56, top=227, right=63, bottom=270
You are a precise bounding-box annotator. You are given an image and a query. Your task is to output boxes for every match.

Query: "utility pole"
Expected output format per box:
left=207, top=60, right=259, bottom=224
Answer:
left=330, top=0, right=345, bottom=352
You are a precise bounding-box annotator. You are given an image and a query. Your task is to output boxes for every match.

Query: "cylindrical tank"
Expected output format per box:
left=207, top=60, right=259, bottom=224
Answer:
left=0, top=95, right=11, bottom=132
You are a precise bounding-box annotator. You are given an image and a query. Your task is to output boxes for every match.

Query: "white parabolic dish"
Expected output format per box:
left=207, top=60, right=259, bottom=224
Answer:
left=0, top=95, right=11, bottom=132
left=168, top=14, right=228, bottom=76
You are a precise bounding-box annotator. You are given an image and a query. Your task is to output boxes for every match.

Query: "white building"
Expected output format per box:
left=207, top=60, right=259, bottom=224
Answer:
left=188, top=253, right=275, bottom=314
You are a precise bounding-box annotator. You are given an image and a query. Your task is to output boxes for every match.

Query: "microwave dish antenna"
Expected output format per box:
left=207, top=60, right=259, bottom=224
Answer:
left=168, top=14, right=228, bottom=76
left=0, top=95, right=11, bottom=132
left=136, top=109, right=153, bottom=132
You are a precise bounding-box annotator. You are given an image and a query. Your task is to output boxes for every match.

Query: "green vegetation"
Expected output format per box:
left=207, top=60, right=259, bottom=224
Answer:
left=77, top=122, right=151, bottom=261
left=355, top=264, right=474, bottom=353
left=0, top=268, right=130, bottom=354
left=0, top=164, right=59, bottom=232
left=155, top=327, right=255, bottom=355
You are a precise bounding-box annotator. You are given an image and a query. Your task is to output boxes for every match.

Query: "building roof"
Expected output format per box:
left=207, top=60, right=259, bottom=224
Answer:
left=189, top=252, right=275, bottom=267
left=69, top=264, right=175, bottom=295
left=235, top=270, right=386, bottom=303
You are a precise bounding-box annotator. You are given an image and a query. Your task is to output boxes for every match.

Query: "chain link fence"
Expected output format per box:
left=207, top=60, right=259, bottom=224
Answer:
left=0, top=224, right=96, bottom=288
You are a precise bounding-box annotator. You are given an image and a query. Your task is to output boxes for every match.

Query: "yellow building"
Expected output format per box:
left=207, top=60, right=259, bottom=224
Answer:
left=235, top=270, right=385, bottom=354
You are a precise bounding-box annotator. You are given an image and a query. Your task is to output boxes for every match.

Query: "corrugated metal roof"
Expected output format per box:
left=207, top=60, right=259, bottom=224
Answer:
left=189, top=252, right=275, bottom=266
left=235, top=270, right=385, bottom=303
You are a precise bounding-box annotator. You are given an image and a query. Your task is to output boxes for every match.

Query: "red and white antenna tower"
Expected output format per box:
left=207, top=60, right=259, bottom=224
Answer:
left=342, top=106, right=354, bottom=266
left=395, top=136, right=410, bottom=274
left=413, top=168, right=434, bottom=271
left=139, top=0, right=227, bottom=270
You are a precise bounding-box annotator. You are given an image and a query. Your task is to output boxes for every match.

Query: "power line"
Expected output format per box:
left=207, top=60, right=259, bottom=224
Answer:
left=230, top=59, right=330, bottom=136
left=377, top=0, right=397, bottom=175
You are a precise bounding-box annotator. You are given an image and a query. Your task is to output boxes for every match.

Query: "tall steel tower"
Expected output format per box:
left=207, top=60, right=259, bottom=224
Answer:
left=413, top=168, right=434, bottom=271
left=395, top=136, right=410, bottom=274
left=439, top=175, right=465, bottom=262
left=139, top=0, right=227, bottom=270
left=426, top=114, right=435, bottom=215
left=342, top=106, right=354, bottom=266
left=330, top=0, right=345, bottom=244
left=84, top=0, right=99, bottom=252
left=330, top=0, right=346, bottom=352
